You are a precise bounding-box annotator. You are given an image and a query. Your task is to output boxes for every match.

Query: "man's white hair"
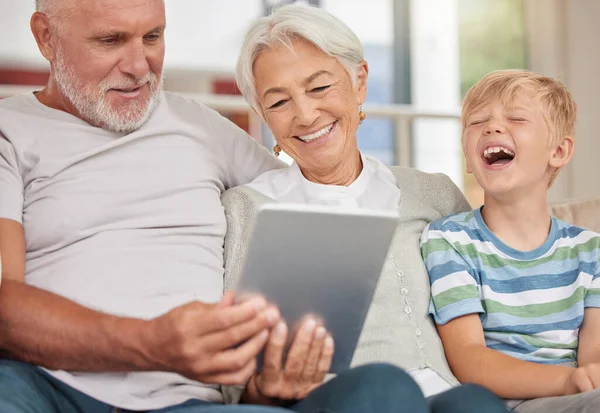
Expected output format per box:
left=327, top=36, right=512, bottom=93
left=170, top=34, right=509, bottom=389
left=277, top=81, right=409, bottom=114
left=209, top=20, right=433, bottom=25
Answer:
left=35, top=0, right=75, bottom=27
left=235, top=4, right=364, bottom=112
left=35, top=0, right=72, bottom=12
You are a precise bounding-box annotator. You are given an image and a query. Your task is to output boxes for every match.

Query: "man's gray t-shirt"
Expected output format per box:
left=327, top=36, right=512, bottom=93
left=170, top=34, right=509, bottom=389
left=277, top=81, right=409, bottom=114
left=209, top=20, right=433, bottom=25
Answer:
left=0, top=92, right=282, bottom=410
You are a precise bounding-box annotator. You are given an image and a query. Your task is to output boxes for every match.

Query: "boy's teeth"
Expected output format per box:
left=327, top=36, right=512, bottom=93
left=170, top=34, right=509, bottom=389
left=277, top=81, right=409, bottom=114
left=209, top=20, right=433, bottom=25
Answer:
left=298, top=123, right=333, bottom=142
left=483, top=146, right=514, bottom=158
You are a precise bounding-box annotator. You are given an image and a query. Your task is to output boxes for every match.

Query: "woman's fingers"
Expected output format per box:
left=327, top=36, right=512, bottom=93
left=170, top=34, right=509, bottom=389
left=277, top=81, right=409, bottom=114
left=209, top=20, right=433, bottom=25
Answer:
left=252, top=317, right=334, bottom=402
left=300, top=325, right=327, bottom=381
left=314, top=335, right=334, bottom=384
left=284, top=318, right=316, bottom=376
left=260, top=321, right=288, bottom=384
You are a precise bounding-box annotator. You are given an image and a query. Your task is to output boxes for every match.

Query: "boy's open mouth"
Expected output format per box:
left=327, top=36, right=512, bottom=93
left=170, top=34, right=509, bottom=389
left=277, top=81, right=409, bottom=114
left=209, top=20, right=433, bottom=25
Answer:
left=482, top=146, right=515, bottom=166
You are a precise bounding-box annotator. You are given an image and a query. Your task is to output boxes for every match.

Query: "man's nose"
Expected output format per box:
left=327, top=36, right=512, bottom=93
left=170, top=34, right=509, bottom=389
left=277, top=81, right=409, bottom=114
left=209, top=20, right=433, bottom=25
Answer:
left=119, top=40, right=151, bottom=80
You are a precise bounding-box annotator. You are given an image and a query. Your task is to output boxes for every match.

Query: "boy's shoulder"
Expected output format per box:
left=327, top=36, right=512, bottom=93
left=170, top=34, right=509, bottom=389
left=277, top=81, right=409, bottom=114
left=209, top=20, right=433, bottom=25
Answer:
left=428, top=209, right=479, bottom=233
left=552, top=217, right=600, bottom=248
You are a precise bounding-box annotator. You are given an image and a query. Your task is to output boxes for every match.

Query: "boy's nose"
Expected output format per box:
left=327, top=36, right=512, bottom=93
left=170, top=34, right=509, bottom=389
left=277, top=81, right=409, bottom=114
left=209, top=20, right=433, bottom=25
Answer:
left=484, top=121, right=507, bottom=135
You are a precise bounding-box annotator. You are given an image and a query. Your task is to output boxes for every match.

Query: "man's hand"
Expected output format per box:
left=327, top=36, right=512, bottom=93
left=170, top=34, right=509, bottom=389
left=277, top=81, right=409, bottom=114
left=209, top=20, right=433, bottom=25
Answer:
left=563, top=363, right=600, bottom=395
left=242, top=317, right=334, bottom=405
left=146, top=292, right=280, bottom=386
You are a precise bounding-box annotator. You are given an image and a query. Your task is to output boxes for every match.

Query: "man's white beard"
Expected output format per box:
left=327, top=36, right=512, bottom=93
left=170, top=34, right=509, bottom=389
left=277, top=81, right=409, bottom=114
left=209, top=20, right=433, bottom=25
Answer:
left=53, top=47, right=164, bottom=134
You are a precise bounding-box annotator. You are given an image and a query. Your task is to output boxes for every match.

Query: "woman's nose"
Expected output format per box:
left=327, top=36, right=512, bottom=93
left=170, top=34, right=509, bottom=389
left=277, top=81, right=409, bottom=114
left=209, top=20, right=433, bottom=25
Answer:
left=294, top=99, right=320, bottom=126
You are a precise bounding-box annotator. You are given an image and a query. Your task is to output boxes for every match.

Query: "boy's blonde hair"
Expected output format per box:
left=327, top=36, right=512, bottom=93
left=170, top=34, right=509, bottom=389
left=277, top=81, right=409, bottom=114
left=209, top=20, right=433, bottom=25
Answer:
left=462, top=69, right=577, bottom=147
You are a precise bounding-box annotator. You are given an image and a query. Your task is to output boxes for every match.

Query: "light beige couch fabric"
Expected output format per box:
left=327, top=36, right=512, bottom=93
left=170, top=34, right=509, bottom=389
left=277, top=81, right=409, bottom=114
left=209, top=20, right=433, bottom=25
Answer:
left=550, top=198, right=600, bottom=232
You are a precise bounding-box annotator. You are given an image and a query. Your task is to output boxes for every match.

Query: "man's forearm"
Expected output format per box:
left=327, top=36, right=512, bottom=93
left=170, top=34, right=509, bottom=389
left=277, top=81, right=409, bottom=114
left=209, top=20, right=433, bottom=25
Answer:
left=0, top=280, right=157, bottom=372
left=450, top=344, right=573, bottom=399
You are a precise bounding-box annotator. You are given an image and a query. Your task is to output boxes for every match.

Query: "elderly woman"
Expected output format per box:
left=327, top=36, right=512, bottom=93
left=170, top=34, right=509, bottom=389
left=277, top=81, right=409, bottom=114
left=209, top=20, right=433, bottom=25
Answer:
left=222, top=4, right=512, bottom=413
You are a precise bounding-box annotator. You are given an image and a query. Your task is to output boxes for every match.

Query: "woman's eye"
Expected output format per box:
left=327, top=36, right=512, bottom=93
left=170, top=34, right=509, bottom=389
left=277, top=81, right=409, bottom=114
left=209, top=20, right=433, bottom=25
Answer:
left=310, top=85, right=331, bottom=93
left=269, top=100, right=287, bottom=109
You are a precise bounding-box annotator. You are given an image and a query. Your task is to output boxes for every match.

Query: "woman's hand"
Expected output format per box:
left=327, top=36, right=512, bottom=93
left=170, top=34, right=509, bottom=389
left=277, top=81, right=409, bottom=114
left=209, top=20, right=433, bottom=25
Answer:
left=242, top=317, right=334, bottom=405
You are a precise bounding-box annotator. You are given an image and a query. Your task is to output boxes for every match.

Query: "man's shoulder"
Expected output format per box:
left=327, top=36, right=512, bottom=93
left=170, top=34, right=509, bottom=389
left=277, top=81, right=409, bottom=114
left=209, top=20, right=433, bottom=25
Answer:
left=0, top=93, right=35, bottom=113
left=162, top=91, right=203, bottom=109
left=160, top=92, right=248, bottom=136
left=0, top=93, right=44, bottom=147
left=162, top=92, right=224, bottom=120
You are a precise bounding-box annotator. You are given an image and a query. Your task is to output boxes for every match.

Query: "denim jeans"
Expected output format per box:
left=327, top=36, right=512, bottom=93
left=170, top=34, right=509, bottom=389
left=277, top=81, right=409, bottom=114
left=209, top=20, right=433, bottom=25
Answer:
left=0, top=360, right=427, bottom=413
left=0, top=359, right=509, bottom=413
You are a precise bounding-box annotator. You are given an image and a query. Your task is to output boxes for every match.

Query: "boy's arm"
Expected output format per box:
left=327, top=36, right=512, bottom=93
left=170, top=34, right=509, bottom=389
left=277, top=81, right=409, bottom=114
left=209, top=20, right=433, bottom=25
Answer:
left=421, top=222, right=588, bottom=399
left=578, top=309, right=600, bottom=366
left=437, top=314, right=575, bottom=399
left=578, top=261, right=600, bottom=366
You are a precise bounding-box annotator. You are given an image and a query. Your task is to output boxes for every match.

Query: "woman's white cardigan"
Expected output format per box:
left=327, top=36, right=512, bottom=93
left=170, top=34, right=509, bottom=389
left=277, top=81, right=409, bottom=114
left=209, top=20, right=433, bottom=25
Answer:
left=221, top=166, right=471, bottom=403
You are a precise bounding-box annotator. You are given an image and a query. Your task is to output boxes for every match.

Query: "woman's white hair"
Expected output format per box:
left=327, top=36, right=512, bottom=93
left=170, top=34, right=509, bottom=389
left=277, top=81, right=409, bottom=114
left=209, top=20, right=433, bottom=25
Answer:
left=235, top=4, right=364, bottom=112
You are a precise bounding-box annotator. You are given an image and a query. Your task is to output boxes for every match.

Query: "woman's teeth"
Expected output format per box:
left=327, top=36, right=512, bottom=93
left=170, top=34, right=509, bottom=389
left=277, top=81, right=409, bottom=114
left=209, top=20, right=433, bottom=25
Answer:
left=297, top=123, right=333, bottom=142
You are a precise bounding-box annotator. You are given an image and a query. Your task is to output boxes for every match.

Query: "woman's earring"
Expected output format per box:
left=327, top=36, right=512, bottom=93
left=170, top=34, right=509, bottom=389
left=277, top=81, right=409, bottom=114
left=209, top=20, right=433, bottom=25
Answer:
left=359, top=104, right=366, bottom=125
left=273, top=144, right=281, bottom=157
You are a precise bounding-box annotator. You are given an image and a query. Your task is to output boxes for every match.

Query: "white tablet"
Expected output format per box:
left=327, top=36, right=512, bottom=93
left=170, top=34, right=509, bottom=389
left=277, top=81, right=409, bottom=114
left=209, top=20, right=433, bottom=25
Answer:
left=235, top=203, right=399, bottom=373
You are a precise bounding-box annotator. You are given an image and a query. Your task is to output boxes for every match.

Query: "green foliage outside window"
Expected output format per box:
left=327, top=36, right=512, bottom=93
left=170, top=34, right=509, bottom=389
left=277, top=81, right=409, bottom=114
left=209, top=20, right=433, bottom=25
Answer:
left=458, top=0, right=527, bottom=97
left=458, top=0, right=527, bottom=205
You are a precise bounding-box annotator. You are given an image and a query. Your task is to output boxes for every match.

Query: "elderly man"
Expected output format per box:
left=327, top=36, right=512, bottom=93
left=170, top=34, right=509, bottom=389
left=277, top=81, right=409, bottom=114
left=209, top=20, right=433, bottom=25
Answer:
left=0, top=1, right=419, bottom=412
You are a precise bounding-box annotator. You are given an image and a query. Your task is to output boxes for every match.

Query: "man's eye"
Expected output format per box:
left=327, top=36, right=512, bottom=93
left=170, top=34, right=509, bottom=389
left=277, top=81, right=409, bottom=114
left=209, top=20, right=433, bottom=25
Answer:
left=144, top=34, right=161, bottom=42
left=310, top=85, right=331, bottom=93
left=99, top=37, right=119, bottom=45
left=269, top=100, right=287, bottom=109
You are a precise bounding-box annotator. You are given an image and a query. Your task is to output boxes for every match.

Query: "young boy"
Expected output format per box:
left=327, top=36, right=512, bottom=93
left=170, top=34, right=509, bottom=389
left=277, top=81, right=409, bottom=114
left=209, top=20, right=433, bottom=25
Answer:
left=420, top=69, right=600, bottom=413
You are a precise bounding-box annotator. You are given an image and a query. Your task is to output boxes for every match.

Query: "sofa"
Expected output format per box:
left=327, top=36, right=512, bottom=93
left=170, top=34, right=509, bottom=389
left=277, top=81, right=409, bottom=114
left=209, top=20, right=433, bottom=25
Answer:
left=550, top=197, right=600, bottom=232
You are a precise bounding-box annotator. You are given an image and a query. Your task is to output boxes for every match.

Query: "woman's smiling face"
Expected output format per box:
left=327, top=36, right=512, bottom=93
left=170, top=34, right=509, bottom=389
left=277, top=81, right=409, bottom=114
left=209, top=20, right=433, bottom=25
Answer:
left=253, top=38, right=368, bottom=175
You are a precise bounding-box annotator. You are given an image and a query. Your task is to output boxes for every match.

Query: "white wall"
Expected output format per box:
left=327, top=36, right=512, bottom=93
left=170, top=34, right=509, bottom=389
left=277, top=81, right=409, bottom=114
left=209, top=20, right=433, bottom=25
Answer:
left=564, top=0, right=600, bottom=201
left=322, top=0, right=393, bottom=46
left=526, top=0, right=600, bottom=202
left=0, top=1, right=42, bottom=68
left=0, top=0, right=392, bottom=71
left=163, top=0, right=261, bottom=72
left=0, top=0, right=261, bottom=71
left=410, top=0, right=463, bottom=187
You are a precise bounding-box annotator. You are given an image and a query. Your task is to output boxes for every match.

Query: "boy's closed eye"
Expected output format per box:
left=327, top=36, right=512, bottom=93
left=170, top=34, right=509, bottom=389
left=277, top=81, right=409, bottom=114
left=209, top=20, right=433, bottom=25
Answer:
left=468, top=119, right=488, bottom=127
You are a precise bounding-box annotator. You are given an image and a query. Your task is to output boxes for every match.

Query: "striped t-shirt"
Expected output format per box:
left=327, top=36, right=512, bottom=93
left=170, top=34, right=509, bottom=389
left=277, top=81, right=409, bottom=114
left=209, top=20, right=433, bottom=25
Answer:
left=421, top=208, right=600, bottom=365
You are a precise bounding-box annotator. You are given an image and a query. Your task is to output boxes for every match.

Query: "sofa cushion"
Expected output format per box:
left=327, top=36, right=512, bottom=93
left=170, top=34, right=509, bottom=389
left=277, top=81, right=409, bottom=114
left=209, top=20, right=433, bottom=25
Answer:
left=550, top=198, right=600, bottom=232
